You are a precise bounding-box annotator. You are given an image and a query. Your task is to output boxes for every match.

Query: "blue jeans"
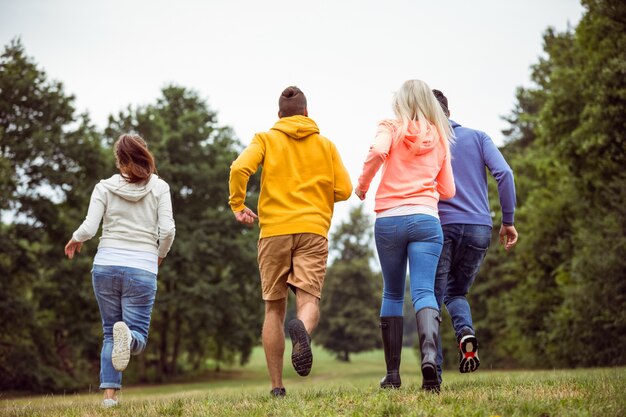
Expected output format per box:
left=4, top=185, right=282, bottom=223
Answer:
left=375, top=214, right=443, bottom=317
left=92, top=265, right=157, bottom=389
left=434, top=224, right=491, bottom=378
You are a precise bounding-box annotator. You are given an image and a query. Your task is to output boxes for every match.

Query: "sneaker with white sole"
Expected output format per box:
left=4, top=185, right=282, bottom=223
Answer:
left=102, top=398, right=119, bottom=408
left=112, top=321, right=132, bottom=371
left=458, top=334, right=480, bottom=373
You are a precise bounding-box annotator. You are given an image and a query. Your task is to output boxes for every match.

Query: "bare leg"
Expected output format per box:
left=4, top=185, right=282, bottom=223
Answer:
left=103, top=388, right=116, bottom=400
left=295, top=289, right=320, bottom=335
left=263, top=298, right=287, bottom=389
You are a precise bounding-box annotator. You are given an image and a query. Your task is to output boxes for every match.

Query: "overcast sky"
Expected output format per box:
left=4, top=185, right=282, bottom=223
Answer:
left=1, top=0, right=584, bottom=228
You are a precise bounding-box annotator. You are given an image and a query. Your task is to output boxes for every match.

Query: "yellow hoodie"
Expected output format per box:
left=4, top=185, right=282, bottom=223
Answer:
left=229, top=115, right=352, bottom=239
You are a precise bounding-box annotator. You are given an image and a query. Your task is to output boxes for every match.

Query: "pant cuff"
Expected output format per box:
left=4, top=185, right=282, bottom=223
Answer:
left=99, top=383, right=122, bottom=390
left=414, top=305, right=439, bottom=314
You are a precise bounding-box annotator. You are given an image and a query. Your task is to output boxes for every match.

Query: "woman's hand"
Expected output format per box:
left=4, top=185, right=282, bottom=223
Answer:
left=354, top=188, right=366, bottom=201
left=64, top=239, right=83, bottom=259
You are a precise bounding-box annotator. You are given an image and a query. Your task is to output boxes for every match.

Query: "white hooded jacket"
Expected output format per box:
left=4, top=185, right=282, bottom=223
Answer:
left=72, top=174, right=176, bottom=258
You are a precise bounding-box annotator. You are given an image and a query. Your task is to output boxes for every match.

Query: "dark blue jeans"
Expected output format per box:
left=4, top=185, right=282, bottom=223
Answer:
left=92, top=265, right=157, bottom=389
left=434, top=224, right=491, bottom=379
left=375, top=214, right=443, bottom=317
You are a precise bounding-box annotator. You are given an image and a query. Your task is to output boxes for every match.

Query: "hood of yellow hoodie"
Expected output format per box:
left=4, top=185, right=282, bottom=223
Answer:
left=402, top=120, right=440, bottom=155
left=271, top=115, right=320, bottom=140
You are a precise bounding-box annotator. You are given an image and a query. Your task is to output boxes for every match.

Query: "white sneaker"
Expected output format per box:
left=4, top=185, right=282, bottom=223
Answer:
left=112, top=321, right=132, bottom=371
left=102, top=398, right=118, bottom=408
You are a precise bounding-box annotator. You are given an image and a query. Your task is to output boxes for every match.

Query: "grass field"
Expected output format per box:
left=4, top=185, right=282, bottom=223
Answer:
left=2, top=344, right=625, bottom=416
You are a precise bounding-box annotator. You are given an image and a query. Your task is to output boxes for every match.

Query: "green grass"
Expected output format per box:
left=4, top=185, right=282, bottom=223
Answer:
left=2, top=344, right=625, bottom=416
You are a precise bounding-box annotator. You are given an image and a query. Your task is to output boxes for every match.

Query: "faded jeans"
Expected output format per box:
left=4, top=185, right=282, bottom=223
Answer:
left=92, top=265, right=157, bottom=389
left=375, top=214, right=443, bottom=317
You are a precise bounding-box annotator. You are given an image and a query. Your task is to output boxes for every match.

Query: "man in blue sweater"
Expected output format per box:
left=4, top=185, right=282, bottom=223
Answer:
left=433, top=90, right=518, bottom=381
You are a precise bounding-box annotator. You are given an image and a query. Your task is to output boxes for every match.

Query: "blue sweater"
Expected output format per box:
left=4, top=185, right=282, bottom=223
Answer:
left=438, top=120, right=516, bottom=226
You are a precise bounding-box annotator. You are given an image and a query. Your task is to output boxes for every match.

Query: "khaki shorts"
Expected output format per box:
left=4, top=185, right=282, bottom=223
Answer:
left=257, top=233, right=329, bottom=301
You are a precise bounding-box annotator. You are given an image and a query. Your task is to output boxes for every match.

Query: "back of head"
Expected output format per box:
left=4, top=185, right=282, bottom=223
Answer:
left=278, top=86, right=307, bottom=118
left=114, top=134, right=157, bottom=184
left=392, top=80, right=453, bottom=145
left=432, top=89, right=450, bottom=118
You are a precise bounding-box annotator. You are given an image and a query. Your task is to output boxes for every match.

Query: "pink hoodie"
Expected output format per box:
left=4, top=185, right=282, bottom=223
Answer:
left=357, top=119, right=455, bottom=212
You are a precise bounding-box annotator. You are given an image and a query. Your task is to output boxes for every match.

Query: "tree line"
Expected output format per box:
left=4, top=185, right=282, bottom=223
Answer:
left=320, top=0, right=625, bottom=370
left=0, top=39, right=263, bottom=391
left=468, top=0, right=626, bottom=369
left=1, top=0, right=625, bottom=392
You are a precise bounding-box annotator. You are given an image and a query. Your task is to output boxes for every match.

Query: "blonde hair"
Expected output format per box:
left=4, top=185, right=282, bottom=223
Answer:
left=392, top=79, right=454, bottom=147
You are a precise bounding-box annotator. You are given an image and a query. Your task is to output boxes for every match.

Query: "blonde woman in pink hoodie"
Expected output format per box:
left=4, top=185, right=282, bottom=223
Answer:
left=355, top=79, right=455, bottom=392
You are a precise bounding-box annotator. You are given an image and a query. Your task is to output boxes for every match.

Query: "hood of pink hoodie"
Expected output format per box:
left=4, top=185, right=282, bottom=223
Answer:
left=401, top=120, right=439, bottom=155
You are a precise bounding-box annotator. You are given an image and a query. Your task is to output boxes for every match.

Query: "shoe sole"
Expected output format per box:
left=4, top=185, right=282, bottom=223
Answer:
left=380, top=371, right=401, bottom=389
left=380, top=381, right=401, bottom=389
left=270, top=388, right=286, bottom=397
left=288, top=319, right=312, bottom=376
left=421, top=363, right=440, bottom=392
left=422, top=364, right=439, bottom=391
left=112, top=322, right=131, bottom=371
left=102, top=399, right=119, bottom=408
left=459, top=334, right=480, bottom=373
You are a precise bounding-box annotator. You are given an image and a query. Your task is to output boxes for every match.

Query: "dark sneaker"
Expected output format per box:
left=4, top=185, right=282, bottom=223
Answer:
left=270, top=387, right=286, bottom=397
left=459, top=334, right=480, bottom=373
left=288, top=319, right=312, bottom=376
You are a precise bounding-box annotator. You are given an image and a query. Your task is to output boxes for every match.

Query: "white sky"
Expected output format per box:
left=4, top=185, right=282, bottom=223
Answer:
left=1, top=0, right=584, bottom=229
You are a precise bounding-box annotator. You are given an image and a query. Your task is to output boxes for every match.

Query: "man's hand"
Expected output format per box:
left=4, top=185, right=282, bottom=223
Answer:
left=354, top=188, right=366, bottom=201
left=64, top=239, right=83, bottom=259
left=234, top=206, right=258, bottom=225
left=499, top=224, right=518, bottom=251
left=158, top=257, right=164, bottom=266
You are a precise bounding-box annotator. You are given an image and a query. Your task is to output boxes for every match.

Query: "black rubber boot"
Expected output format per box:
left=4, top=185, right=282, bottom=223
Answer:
left=416, top=308, right=441, bottom=392
left=379, top=316, right=403, bottom=388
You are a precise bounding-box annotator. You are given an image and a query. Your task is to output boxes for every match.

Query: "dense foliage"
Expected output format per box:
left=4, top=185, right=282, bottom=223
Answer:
left=0, top=40, right=261, bottom=391
left=1, top=0, right=624, bottom=392
left=470, top=0, right=626, bottom=369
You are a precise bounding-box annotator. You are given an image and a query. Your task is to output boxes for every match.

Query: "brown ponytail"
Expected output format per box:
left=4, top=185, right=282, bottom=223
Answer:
left=114, top=134, right=157, bottom=184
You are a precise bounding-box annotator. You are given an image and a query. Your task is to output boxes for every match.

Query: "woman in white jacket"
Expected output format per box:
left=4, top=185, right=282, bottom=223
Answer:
left=65, top=134, right=175, bottom=408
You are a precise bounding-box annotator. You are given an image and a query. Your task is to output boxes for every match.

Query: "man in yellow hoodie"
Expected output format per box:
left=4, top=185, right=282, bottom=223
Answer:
left=229, top=86, right=352, bottom=397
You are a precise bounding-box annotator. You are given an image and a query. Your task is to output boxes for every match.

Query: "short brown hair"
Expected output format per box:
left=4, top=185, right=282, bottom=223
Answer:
left=114, top=134, right=157, bottom=184
left=278, top=86, right=307, bottom=117
left=432, top=89, right=450, bottom=117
